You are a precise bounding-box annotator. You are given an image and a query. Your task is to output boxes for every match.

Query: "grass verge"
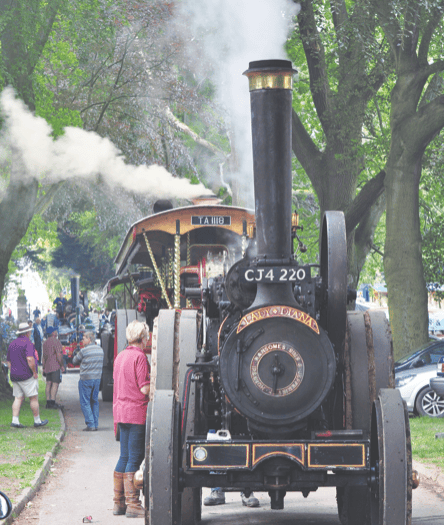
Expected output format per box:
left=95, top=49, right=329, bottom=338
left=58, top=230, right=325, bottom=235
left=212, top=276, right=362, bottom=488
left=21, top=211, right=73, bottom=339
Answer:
left=0, top=373, right=62, bottom=503
left=409, top=416, right=444, bottom=470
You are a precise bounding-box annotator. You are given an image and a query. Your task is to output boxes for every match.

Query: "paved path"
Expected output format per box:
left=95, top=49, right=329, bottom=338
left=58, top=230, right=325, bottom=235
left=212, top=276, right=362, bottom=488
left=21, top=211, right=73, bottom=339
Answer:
left=13, top=369, right=128, bottom=525
left=12, top=369, right=444, bottom=524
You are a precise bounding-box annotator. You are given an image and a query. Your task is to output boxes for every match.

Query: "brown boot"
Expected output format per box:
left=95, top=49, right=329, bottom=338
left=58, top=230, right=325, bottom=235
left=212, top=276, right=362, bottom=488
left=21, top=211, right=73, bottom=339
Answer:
left=113, top=471, right=127, bottom=515
left=123, top=472, right=145, bottom=518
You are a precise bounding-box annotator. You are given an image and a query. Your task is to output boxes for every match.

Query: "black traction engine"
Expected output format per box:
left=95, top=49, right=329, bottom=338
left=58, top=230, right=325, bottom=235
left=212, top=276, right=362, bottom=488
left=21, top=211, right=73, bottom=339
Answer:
left=143, top=60, right=415, bottom=525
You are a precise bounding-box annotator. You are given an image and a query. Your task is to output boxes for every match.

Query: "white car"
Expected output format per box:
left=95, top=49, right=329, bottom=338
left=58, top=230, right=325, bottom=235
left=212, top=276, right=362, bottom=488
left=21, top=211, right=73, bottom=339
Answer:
left=395, top=364, right=444, bottom=417
left=430, top=356, right=444, bottom=398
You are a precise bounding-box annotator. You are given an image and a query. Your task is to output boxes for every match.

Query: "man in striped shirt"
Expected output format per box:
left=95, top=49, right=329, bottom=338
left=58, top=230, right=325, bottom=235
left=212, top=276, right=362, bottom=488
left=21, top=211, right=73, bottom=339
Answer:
left=73, top=331, right=104, bottom=431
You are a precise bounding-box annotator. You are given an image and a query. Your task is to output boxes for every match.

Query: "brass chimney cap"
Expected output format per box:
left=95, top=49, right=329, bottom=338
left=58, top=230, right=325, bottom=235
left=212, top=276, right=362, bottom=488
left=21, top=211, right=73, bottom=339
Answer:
left=243, top=59, right=297, bottom=91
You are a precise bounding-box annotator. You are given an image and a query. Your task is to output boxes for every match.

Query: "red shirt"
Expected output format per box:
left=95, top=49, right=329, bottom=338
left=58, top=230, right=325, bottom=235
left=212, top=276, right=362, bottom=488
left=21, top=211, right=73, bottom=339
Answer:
left=42, top=336, right=63, bottom=374
left=113, top=346, right=150, bottom=425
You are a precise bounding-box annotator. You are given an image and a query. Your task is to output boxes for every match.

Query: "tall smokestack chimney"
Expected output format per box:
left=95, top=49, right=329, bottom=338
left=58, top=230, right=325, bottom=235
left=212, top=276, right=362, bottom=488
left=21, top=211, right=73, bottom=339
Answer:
left=243, top=59, right=297, bottom=308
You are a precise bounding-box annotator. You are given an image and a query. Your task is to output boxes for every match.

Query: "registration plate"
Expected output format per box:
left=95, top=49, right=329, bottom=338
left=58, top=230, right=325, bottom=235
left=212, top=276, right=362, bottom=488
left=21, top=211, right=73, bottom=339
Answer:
left=240, top=266, right=310, bottom=283
left=191, top=215, right=231, bottom=226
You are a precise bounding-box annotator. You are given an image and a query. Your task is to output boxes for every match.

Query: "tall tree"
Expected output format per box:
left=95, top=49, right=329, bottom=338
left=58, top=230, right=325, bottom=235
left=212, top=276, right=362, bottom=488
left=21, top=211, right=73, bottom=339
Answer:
left=289, top=0, right=389, bottom=291
left=0, top=0, right=63, bottom=398
left=289, top=0, right=444, bottom=357
left=374, top=0, right=444, bottom=356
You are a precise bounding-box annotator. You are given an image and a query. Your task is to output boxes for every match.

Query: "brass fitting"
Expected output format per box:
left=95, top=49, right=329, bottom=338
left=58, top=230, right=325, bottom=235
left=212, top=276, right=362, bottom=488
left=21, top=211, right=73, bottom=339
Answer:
left=133, top=469, right=144, bottom=490
left=412, top=469, right=420, bottom=489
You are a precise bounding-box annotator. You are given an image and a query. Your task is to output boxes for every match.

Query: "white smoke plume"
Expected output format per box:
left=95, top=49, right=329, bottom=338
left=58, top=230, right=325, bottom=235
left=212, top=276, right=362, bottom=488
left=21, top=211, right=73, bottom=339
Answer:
left=0, top=87, right=211, bottom=199
left=176, top=0, right=301, bottom=205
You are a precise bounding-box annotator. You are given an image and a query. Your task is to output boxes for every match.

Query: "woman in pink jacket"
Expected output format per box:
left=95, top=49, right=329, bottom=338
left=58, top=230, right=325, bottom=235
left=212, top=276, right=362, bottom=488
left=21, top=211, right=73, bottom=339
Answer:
left=112, top=320, right=150, bottom=518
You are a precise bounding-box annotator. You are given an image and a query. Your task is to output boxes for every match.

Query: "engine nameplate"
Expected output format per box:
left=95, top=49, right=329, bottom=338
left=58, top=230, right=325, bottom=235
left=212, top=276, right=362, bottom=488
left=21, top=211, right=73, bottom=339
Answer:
left=237, top=306, right=320, bottom=335
left=250, top=342, right=305, bottom=397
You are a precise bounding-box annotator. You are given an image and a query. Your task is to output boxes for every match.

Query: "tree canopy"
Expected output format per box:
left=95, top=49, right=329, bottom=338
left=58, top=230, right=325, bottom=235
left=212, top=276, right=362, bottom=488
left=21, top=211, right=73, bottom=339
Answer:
left=286, top=0, right=444, bottom=357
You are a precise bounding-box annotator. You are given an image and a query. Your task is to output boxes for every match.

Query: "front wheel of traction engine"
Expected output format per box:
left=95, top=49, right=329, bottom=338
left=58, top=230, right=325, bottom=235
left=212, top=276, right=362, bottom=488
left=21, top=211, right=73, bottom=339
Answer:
left=147, top=310, right=201, bottom=524
left=337, top=310, right=395, bottom=525
left=337, top=391, right=412, bottom=525
left=369, top=389, right=412, bottom=525
left=148, top=390, right=181, bottom=525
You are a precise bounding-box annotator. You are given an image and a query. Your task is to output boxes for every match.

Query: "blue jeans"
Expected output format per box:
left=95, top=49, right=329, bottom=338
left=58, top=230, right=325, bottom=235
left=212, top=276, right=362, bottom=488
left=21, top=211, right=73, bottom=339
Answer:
left=78, top=379, right=100, bottom=429
left=115, top=423, right=145, bottom=473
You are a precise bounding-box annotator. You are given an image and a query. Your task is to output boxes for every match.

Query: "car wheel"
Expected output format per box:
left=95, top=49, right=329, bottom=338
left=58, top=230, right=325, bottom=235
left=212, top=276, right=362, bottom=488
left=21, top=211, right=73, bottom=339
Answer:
left=415, top=386, right=444, bottom=417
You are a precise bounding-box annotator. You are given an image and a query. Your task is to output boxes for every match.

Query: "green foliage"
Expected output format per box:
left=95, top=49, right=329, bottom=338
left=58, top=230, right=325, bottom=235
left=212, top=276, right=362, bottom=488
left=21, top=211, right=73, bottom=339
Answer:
left=14, top=214, right=59, bottom=260
left=2, top=213, right=60, bottom=295
left=292, top=159, right=320, bottom=265
left=420, top=135, right=444, bottom=298
left=51, top=208, right=122, bottom=290
left=69, top=209, right=121, bottom=260
left=34, top=78, right=84, bottom=137
left=216, top=186, right=232, bottom=205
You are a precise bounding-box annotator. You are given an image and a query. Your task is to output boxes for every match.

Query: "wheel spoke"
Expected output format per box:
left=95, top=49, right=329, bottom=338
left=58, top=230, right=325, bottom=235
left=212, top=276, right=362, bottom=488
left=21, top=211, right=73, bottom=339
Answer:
left=422, top=391, right=444, bottom=416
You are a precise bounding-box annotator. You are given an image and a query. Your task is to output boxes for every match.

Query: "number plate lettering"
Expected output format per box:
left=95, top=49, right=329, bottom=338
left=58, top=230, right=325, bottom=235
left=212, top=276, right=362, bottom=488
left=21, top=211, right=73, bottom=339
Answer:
left=241, top=266, right=309, bottom=283
left=191, top=216, right=231, bottom=226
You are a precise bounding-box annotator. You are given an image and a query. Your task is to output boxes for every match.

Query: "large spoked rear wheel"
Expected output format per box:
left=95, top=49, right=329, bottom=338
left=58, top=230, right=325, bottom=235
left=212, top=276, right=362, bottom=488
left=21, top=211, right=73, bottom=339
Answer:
left=337, top=310, right=394, bottom=525
left=148, top=390, right=181, bottom=525
left=370, top=389, right=412, bottom=525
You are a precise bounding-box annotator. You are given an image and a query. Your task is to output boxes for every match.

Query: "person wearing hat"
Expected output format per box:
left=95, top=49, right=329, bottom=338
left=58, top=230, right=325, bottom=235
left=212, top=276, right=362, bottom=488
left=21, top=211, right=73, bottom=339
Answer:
left=42, top=327, right=65, bottom=409
left=6, top=322, right=48, bottom=428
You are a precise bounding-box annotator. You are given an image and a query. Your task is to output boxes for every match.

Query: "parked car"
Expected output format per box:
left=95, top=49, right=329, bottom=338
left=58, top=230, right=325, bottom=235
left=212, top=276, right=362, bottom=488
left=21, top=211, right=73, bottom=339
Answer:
left=396, top=364, right=444, bottom=417
left=430, top=356, right=444, bottom=398
left=394, top=338, right=444, bottom=372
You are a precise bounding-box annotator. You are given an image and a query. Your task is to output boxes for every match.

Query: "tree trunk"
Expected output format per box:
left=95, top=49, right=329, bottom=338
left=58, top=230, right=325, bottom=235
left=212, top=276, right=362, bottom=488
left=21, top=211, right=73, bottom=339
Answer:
left=0, top=154, right=39, bottom=397
left=384, top=148, right=428, bottom=359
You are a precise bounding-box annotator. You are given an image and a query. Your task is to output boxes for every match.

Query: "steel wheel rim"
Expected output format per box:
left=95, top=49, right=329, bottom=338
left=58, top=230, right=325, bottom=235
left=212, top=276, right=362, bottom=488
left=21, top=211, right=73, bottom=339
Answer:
left=149, top=390, right=181, bottom=525
left=319, top=211, right=347, bottom=350
left=369, top=389, right=410, bottom=525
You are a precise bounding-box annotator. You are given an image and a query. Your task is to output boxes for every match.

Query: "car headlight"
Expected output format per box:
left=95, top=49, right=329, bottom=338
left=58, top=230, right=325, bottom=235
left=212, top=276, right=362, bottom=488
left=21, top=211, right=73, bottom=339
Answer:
left=395, top=374, right=416, bottom=388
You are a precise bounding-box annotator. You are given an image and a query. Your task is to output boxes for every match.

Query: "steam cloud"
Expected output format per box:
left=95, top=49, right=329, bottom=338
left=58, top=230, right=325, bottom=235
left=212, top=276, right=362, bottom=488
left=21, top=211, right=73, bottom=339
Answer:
left=177, top=0, right=301, bottom=205
left=0, top=88, right=211, bottom=199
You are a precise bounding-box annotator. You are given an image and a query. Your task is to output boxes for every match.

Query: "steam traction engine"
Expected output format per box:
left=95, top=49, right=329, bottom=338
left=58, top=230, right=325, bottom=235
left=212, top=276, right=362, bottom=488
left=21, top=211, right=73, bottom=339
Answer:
left=113, top=60, right=414, bottom=524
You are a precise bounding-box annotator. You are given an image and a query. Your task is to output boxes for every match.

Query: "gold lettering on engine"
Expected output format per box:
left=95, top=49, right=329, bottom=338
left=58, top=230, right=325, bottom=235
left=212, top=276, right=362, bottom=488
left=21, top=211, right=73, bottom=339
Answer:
left=250, top=343, right=305, bottom=397
left=237, top=306, right=320, bottom=334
